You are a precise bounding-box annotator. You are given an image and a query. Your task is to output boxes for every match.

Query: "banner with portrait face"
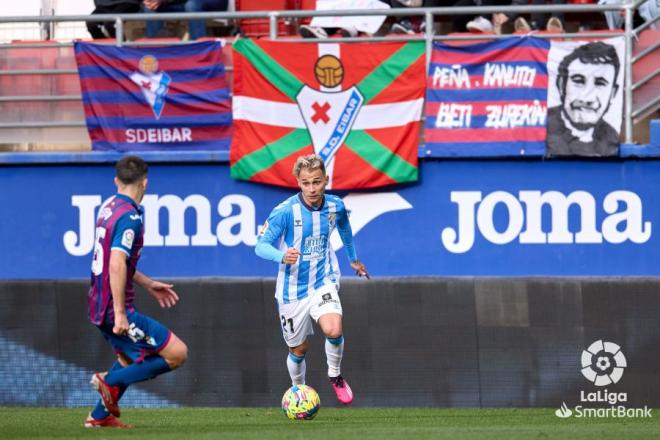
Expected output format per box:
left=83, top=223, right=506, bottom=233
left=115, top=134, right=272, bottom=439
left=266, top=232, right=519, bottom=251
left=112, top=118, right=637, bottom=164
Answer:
left=546, top=37, right=625, bottom=157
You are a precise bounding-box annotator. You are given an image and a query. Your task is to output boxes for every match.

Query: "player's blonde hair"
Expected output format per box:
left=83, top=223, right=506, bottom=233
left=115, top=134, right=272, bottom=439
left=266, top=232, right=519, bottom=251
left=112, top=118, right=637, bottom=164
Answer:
left=293, top=154, right=326, bottom=177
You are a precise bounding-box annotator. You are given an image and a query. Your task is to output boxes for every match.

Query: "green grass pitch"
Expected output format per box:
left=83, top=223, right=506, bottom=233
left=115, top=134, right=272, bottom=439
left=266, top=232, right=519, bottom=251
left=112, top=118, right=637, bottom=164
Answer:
left=1, top=407, right=658, bottom=439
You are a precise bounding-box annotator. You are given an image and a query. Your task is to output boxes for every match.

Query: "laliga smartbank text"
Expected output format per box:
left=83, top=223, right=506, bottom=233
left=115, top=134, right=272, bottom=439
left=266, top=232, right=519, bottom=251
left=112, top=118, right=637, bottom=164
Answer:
left=573, top=390, right=652, bottom=418
left=556, top=391, right=653, bottom=419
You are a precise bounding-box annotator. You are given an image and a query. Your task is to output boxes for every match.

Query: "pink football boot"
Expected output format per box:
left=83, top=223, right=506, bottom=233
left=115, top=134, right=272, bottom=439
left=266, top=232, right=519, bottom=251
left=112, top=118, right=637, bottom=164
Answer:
left=329, top=375, right=354, bottom=405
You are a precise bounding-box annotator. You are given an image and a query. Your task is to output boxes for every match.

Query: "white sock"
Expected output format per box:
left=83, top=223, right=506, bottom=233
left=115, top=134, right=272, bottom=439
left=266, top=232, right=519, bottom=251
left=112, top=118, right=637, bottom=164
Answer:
left=287, top=352, right=306, bottom=385
left=325, top=335, right=344, bottom=378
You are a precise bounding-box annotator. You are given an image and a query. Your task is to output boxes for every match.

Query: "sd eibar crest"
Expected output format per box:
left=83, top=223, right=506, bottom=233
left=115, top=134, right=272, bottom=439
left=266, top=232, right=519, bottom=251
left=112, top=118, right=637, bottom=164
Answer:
left=297, top=55, right=364, bottom=164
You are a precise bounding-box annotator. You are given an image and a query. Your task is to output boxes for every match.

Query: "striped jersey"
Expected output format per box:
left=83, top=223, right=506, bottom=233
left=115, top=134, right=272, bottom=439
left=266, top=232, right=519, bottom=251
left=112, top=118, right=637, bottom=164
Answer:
left=256, top=193, right=357, bottom=303
left=87, top=194, right=144, bottom=326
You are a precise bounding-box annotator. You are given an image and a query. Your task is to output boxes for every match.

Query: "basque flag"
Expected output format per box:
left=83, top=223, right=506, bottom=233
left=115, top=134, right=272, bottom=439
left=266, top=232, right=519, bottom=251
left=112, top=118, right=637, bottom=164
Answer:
left=425, top=37, right=550, bottom=157
left=231, top=39, right=425, bottom=189
left=74, top=41, right=231, bottom=151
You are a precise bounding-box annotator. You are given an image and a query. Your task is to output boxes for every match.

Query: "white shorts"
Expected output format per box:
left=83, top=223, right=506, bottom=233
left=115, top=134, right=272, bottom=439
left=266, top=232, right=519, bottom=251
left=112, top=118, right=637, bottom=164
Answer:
left=277, top=283, right=343, bottom=348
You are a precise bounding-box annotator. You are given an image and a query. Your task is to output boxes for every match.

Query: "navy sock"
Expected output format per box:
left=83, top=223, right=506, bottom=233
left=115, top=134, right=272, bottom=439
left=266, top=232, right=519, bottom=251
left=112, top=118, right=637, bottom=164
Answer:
left=91, top=361, right=127, bottom=420
left=105, top=355, right=171, bottom=388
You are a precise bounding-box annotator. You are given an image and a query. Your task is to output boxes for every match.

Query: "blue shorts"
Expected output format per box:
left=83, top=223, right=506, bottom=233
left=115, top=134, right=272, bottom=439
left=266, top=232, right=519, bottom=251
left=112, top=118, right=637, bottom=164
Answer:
left=97, top=310, right=172, bottom=363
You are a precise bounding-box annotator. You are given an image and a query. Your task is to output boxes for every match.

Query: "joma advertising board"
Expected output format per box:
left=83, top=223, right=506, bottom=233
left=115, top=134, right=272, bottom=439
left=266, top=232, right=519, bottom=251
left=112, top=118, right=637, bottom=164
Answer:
left=1, top=160, right=656, bottom=278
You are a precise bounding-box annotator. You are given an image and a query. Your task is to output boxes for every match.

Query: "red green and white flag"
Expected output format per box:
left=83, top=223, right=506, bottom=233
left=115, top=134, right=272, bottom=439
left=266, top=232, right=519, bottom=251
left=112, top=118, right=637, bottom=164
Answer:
left=231, top=39, right=425, bottom=189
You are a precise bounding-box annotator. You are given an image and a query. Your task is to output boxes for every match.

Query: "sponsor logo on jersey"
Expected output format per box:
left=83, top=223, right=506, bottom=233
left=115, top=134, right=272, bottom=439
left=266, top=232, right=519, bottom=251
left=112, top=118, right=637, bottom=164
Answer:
left=258, top=220, right=269, bottom=237
left=318, top=291, right=338, bottom=307
left=101, top=207, right=113, bottom=220
left=328, top=213, right=336, bottom=229
left=122, top=229, right=135, bottom=248
left=302, top=235, right=327, bottom=258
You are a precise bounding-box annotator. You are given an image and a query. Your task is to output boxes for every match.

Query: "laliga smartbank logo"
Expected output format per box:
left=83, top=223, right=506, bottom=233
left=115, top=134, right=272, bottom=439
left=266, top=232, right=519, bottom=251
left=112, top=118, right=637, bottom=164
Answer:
left=555, top=340, right=652, bottom=419
left=580, top=340, right=626, bottom=386
left=555, top=402, right=572, bottom=418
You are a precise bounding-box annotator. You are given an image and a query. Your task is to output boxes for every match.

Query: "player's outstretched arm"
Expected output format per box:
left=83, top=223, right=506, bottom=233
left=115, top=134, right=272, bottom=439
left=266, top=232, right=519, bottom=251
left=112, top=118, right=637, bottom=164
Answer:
left=255, top=240, right=286, bottom=264
left=337, top=200, right=366, bottom=277
left=350, top=260, right=370, bottom=279
left=255, top=209, right=288, bottom=263
left=134, top=271, right=179, bottom=308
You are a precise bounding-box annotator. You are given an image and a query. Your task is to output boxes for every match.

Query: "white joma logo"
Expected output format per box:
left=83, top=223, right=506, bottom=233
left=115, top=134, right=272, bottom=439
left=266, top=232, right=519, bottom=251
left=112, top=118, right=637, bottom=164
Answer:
left=330, top=193, right=413, bottom=251
left=442, top=190, right=652, bottom=254
left=63, top=194, right=260, bottom=256
left=63, top=192, right=411, bottom=256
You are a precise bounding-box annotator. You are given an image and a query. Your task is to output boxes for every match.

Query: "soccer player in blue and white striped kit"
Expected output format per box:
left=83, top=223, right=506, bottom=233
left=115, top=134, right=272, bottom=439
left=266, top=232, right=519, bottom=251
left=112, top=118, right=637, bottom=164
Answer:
left=256, top=154, right=369, bottom=405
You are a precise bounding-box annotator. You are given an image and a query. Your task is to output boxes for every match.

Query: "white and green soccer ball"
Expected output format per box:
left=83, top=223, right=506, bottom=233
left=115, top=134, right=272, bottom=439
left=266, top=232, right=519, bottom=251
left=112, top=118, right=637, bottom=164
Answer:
left=281, top=384, right=321, bottom=420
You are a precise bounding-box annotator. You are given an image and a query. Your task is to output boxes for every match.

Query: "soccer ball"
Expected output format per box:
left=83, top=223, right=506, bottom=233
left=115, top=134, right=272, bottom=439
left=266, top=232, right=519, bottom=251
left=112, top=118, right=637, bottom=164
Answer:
left=281, top=384, right=321, bottom=420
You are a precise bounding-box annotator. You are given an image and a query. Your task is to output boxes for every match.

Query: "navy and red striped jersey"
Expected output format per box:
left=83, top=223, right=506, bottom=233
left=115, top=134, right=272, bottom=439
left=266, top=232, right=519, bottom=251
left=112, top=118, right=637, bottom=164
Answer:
left=88, top=194, right=144, bottom=326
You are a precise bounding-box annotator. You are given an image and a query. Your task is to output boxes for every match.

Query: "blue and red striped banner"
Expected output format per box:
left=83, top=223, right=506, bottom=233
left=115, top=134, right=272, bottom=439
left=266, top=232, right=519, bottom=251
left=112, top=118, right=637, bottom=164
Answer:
left=424, top=37, right=550, bottom=157
left=74, top=41, right=231, bottom=151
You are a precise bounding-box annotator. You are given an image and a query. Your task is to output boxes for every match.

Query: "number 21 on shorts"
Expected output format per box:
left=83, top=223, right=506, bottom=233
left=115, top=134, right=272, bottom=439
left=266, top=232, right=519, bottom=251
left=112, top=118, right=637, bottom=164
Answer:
left=281, top=315, right=294, bottom=333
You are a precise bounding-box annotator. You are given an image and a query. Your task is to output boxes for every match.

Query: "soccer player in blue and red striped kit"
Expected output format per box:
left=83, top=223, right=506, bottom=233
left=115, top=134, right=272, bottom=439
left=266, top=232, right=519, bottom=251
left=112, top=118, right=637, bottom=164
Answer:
left=85, top=155, right=188, bottom=428
left=256, top=154, right=369, bottom=405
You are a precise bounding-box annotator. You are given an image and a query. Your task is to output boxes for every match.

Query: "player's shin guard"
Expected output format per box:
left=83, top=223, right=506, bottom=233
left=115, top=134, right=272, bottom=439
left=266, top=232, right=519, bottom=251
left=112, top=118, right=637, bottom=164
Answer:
left=325, top=335, right=344, bottom=378
left=287, top=352, right=306, bottom=385
left=105, top=355, right=171, bottom=388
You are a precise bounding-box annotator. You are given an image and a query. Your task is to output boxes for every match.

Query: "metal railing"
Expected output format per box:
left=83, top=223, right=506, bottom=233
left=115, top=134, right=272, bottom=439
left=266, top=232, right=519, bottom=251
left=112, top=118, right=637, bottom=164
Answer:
left=0, top=1, right=657, bottom=145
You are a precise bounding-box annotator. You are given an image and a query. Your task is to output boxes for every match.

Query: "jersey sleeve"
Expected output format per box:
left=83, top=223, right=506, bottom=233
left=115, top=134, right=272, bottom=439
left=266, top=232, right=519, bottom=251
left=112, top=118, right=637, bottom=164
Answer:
left=336, top=198, right=358, bottom=262
left=255, top=204, right=288, bottom=264
left=110, top=212, right=141, bottom=257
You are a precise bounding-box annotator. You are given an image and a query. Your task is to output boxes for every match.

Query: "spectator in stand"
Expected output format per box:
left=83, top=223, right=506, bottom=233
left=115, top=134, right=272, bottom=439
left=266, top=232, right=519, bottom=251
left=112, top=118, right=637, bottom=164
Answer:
left=143, top=0, right=228, bottom=40
left=508, top=0, right=566, bottom=33
left=87, top=0, right=142, bottom=39
left=299, top=0, right=392, bottom=38
left=598, top=0, right=659, bottom=31
left=387, top=0, right=421, bottom=35
left=423, top=0, right=510, bottom=34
